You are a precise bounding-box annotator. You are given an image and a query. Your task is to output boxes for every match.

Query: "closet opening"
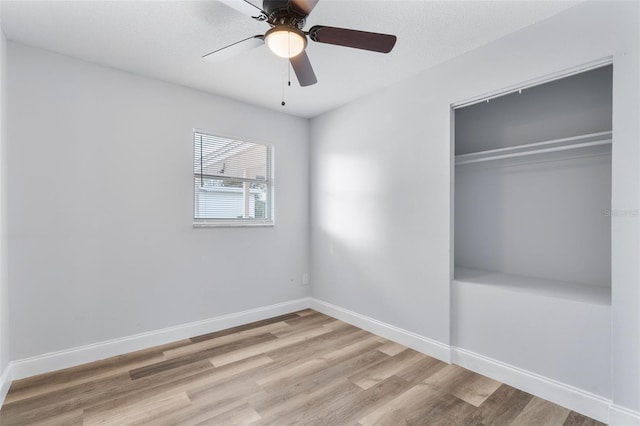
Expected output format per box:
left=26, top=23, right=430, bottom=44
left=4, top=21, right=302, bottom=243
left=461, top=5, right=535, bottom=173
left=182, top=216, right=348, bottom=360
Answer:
left=450, top=63, right=613, bottom=402
left=453, top=64, right=612, bottom=302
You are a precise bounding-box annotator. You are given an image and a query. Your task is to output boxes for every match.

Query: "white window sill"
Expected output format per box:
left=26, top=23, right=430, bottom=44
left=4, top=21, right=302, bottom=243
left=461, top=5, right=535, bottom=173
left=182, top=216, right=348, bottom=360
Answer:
left=193, top=220, right=274, bottom=228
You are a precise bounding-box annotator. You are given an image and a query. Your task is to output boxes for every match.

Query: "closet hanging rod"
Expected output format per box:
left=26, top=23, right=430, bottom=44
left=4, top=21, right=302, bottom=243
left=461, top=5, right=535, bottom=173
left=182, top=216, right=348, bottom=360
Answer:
left=455, top=131, right=612, bottom=165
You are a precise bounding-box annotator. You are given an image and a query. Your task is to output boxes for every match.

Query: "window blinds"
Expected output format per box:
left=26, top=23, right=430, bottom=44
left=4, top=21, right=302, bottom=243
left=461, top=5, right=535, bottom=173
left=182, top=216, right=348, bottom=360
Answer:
left=193, top=131, right=272, bottom=223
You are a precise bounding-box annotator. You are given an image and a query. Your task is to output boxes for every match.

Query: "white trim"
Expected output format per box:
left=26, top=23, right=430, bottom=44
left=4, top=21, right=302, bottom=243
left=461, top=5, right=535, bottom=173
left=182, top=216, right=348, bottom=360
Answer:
left=8, top=298, right=311, bottom=381
left=0, top=363, right=13, bottom=407
left=609, top=405, right=640, bottom=426
left=309, top=298, right=451, bottom=363
left=193, top=220, right=274, bottom=228
left=452, top=346, right=610, bottom=423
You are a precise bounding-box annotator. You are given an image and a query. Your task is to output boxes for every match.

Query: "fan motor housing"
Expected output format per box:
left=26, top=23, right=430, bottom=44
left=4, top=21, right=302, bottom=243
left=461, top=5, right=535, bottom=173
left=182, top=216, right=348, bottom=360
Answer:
left=263, top=0, right=296, bottom=15
left=263, top=0, right=307, bottom=29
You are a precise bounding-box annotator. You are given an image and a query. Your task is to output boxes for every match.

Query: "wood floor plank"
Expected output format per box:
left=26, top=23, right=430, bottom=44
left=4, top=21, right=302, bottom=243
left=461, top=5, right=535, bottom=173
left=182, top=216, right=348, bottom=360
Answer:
left=188, top=313, right=300, bottom=343
left=156, top=397, right=251, bottom=426
left=264, top=326, right=368, bottom=364
left=511, top=396, right=572, bottom=425
left=281, top=311, right=335, bottom=327
left=304, top=375, right=411, bottom=425
left=83, top=391, right=191, bottom=425
left=130, top=332, right=277, bottom=379
left=96, top=355, right=273, bottom=426
left=252, top=348, right=389, bottom=416
left=394, top=352, right=448, bottom=384
left=255, top=357, right=327, bottom=387
left=451, top=370, right=503, bottom=407
left=270, top=317, right=340, bottom=339
left=377, top=341, right=406, bottom=357
left=406, top=393, right=476, bottom=425
left=253, top=330, right=376, bottom=385
left=358, top=363, right=470, bottom=425
left=4, top=339, right=190, bottom=405
left=563, top=410, right=607, bottom=426
left=0, top=309, right=603, bottom=426
left=254, top=378, right=360, bottom=424
left=82, top=359, right=217, bottom=416
left=163, top=320, right=291, bottom=360
left=209, top=325, right=333, bottom=367
left=255, top=337, right=384, bottom=393
left=9, top=408, right=84, bottom=426
left=423, top=363, right=474, bottom=393
left=358, top=380, right=438, bottom=426
left=348, top=348, right=425, bottom=390
left=197, top=403, right=262, bottom=426
left=462, top=383, right=534, bottom=425
left=0, top=372, right=133, bottom=425
left=78, top=354, right=270, bottom=424
left=185, top=369, right=265, bottom=407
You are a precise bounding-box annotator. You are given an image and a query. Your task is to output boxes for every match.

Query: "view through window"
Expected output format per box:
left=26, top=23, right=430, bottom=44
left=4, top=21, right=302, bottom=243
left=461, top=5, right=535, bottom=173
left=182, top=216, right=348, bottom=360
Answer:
left=193, top=131, right=273, bottom=226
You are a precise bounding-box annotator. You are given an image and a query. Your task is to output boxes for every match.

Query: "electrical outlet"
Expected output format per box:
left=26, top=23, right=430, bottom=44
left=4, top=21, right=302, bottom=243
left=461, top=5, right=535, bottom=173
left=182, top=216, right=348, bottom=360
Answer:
left=302, top=273, right=309, bottom=286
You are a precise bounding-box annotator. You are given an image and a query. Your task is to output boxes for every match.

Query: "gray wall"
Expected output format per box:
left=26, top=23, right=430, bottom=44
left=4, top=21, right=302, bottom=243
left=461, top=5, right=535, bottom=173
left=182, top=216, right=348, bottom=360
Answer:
left=7, top=43, right=310, bottom=360
left=310, top=0, right=639, bottom=414
left=455, top=66, right=613, bottom=155
left=0, top=20, right=9, bottom=376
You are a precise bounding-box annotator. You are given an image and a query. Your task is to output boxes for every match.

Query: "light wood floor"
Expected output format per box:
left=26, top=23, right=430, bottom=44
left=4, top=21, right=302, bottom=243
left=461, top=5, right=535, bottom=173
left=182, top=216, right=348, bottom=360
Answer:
left=1, top=310, right=604, bottom=425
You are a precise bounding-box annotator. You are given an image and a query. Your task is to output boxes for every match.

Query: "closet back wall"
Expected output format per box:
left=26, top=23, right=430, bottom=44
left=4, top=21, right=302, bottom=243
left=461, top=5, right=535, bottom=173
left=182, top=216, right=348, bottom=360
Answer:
left=7, top=43, right=310, bottom=361
left=455, top=66, right=613, bottom=154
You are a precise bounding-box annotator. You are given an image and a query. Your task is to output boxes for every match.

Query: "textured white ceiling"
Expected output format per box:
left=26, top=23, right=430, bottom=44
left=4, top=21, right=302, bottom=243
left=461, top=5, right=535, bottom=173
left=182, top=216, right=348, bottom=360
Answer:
left=0, top=0, right=579, bottom=118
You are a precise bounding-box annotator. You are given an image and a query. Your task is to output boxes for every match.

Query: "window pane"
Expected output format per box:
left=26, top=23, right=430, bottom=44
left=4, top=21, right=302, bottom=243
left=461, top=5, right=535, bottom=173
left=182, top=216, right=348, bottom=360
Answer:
left=194, top=177, right=269, bottom=220
left=194, top=134, right=268, bottom=180
left=194, top=132, right=272, bottom=223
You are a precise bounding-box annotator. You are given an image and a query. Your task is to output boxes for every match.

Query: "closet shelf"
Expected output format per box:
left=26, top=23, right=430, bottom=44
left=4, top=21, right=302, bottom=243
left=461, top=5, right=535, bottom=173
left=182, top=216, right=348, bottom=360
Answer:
left=455, top=131, right=612, bottom=165
left=453, top=267, right=611, bottom=306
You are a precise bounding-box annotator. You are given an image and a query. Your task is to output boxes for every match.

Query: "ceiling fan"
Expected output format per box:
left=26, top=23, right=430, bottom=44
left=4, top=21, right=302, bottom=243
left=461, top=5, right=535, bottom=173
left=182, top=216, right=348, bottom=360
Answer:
left=203, top=0, right=397, bottom=87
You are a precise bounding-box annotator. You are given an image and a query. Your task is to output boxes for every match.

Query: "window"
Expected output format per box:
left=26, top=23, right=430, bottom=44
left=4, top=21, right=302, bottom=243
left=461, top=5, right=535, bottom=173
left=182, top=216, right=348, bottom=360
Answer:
left=193, top=131, right=273, bottom=226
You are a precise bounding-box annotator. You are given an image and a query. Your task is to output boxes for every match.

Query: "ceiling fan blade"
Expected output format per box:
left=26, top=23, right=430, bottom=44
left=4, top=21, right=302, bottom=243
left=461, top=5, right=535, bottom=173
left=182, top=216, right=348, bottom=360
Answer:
left=289, top=0, right=319, bottom=16
left=218, top=0, right=268, bottom=21
left=309, top=25, right=397, bottom=53
left=202, top=35, right=264, bottom=63
left=290, top=51, right=317, bottom=86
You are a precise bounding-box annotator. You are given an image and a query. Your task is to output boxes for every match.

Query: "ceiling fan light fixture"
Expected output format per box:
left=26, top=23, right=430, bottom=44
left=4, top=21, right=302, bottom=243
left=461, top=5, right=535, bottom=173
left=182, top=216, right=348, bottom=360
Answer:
left=265, top=26, right=306, bottom=58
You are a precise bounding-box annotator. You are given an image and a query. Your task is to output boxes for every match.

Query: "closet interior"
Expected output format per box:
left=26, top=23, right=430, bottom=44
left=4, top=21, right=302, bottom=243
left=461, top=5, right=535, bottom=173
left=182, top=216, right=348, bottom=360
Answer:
left=452, top=65, right=613, bottom=398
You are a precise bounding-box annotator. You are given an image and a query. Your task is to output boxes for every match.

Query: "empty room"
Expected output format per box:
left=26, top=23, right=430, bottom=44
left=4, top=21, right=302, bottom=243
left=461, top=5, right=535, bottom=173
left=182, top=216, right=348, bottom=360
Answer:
left=0, top=0, right=638, bottom=424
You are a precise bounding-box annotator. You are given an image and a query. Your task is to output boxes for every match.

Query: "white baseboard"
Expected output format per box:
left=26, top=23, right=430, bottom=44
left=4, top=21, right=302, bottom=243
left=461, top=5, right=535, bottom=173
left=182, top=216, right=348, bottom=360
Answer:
left=610, top=404, right=640, bottom=425
left=309, top=298, right=451, bottom=363
left=8, top=297, right=311, bottom=382
left=0, top=363, right=12, bottom=407
left=452, top=346, right=610, bottom=423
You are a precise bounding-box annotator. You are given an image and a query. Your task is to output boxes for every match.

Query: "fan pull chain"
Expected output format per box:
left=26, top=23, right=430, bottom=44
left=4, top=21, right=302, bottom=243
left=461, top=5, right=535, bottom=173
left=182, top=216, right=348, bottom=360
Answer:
left=281, top=58, right=286, bottom=106
left=281, top=57, right=291, bottom=106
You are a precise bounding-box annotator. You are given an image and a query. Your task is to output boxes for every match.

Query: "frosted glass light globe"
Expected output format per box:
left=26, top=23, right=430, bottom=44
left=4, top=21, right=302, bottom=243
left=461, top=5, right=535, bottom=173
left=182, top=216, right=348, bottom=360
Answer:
left=265, top=27, right=306, bottom=58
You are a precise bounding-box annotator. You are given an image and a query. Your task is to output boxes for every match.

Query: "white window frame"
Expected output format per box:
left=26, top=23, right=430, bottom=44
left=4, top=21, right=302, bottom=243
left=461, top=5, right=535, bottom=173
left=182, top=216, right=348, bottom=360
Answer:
left=193, top=130, right=274, bottom=228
